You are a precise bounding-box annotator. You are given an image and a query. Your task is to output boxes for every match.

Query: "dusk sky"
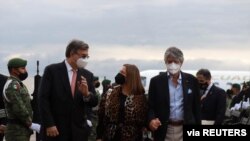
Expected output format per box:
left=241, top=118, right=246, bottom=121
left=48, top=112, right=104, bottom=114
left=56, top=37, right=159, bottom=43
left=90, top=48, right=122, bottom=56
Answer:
left=0, top=0, right=250, bottom=91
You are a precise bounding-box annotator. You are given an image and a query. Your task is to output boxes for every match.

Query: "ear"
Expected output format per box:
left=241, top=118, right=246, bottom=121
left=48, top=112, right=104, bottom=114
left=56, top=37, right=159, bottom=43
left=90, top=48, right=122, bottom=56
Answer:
left=12, top=68, right=17, bottom=72
left=70, top=51, right=75, bottom=57
left=12, top=68, right=19, bottom=75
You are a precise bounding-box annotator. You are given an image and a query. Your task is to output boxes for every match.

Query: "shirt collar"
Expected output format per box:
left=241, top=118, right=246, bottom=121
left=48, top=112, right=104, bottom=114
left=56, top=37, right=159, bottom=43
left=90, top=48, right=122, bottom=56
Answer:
left=206, top=82, right=213, bottom=91
left=65, top=60, right=74, bottom=72
left=167, top=72, right=182, bottom=83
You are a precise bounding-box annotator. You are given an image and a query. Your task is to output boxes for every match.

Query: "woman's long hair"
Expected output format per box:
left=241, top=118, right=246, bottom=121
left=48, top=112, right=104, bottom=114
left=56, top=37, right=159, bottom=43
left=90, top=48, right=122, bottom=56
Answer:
left=123, top=64, right=145, bottom=95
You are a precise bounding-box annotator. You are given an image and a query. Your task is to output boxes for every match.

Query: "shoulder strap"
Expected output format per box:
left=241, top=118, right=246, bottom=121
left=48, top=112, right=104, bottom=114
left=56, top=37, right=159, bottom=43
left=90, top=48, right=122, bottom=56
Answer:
left=3, top=79, right=13, bottom=103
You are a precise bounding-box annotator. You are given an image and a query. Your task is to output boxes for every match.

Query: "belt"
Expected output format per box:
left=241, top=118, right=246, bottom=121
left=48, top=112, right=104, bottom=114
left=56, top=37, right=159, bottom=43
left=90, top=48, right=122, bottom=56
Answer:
left=7, top=119, right=27, bottom=127
left=168, top=120, right=183, bottom=126
left=201, top=120, right=215, bottom=125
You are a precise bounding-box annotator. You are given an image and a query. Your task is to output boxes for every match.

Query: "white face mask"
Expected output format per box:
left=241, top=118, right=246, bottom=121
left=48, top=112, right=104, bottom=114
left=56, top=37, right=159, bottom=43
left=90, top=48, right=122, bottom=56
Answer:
left=166, top=62, right=181, bottom=75
left=76, top=58, right=88, bottom=68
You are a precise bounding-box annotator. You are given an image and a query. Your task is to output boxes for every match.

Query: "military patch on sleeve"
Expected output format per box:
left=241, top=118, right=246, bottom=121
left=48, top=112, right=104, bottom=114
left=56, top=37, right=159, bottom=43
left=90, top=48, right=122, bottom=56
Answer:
left=13, top=83, right=20, bottom=91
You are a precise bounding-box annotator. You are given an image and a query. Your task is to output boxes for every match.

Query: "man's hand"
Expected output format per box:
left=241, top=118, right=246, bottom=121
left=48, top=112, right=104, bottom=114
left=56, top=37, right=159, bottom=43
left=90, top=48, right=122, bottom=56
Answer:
left=78, top=76, right=89, bottom=97
left=30, top=123, right=41, bottom=133
left=0, top=124, right=6, bottom=134
left=149, top=118, right=162, bottom=131
left=46, top=126, right=59, bottom=137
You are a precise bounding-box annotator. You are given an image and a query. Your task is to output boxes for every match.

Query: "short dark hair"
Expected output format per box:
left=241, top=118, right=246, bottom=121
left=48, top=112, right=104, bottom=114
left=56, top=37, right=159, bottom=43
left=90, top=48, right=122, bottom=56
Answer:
left=232, top=83, right=241, bottom=91
left=196, top=69, right=211, bottom=80
left=65, top=39, right=89, bottom=57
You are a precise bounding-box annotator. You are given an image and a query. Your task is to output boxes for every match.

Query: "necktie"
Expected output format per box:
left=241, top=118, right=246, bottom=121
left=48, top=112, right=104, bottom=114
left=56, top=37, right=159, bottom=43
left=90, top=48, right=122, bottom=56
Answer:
left=71, top=69, right=77, bottom=97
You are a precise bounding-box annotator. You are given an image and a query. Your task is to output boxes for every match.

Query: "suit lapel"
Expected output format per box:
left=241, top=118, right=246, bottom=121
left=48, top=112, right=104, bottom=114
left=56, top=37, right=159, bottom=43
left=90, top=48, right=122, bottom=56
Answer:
left=206, top=84, right=214, bottom=96
left=58, top=61, right=72, bottom=98
left=181, top=72, right=188, bottom=120
left=181, top=72, right=188, bottom=101
left=160, top=72, right=170, bottom=109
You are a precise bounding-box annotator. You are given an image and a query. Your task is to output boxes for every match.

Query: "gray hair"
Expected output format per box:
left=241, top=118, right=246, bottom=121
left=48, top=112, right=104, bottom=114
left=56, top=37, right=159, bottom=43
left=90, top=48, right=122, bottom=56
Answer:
left=164, top=47, right=184, bottom=63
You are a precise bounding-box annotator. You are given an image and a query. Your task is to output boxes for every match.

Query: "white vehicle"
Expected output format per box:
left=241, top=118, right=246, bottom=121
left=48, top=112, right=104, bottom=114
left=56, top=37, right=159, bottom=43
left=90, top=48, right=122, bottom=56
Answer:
left=140, top=70, right=250, bottom=94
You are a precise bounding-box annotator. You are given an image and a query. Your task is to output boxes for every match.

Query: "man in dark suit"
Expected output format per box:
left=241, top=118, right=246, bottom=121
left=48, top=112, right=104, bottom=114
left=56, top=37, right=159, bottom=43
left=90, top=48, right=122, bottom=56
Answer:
left=196, top=69, right=226, bottom=125
left=0, top=74, right=8, bottom=141
left=38, top=39, right=98, bottom=141
left=148, top=47, right=201, bottom=141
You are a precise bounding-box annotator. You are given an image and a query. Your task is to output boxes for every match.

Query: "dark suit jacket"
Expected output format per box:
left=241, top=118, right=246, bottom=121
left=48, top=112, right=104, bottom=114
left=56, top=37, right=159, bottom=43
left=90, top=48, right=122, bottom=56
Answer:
left=201, top=84, right=226, bottom=124
left=148, top=71, right=201, bottom=141
left=0, top=74, right=7, bottom=141
left=0, top=74, right=7, bottom=114
left=38, top=61, right=98, bottom=141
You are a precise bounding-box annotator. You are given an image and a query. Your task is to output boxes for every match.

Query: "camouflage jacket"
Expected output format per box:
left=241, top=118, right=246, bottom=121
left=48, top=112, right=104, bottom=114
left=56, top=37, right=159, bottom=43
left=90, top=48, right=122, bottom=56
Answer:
left=3, top=76, right=32, bottom=127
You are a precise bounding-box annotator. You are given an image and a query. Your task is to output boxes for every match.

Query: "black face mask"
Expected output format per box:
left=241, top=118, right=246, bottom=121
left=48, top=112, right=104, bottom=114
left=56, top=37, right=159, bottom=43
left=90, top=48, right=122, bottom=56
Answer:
left=95, top=82, right=100, bottom=88
left=199, top=82, right=208, bottom=90
left=18, top=72, right=28, bottom=81
left=115, top=73, right=125, bottom=85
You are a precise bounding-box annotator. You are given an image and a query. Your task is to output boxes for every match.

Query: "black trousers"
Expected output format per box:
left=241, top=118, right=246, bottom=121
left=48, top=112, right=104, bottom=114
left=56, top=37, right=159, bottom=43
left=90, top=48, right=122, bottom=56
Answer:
left=0, top=134, right=4, bottom=141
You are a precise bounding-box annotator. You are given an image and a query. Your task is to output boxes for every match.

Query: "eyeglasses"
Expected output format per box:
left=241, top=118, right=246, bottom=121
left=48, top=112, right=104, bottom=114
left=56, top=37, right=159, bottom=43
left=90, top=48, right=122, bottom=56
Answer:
left=76, top=53, right=89, bottom=59
left=165, top=60, right=180, bottom=64
left=81, top=55, right=89, bottom=59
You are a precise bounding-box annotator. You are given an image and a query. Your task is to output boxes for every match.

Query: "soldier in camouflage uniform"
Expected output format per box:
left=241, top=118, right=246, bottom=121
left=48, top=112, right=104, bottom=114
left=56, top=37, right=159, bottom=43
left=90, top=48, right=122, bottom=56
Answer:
left=88, top=76, right=101, bottom=141
left=3, top=58, right=33, bottom=141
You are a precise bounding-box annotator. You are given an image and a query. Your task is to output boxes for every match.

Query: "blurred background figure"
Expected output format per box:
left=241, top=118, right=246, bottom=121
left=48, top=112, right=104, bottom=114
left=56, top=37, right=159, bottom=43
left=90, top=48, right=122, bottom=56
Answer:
left=101, top=79, right=111, bottom=95
left=229, top=82, right=250, bottom=111
left=225, top=89, right=233, bottom=110
left=196, top=68, right=226, bottom=125
left=93, top=76, right=101, bottom=97
left=229, top=83, right=241, bottom=108
left=88, top=76, right=101, bottom=141
left=0, top=74, right=7, bottom=141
